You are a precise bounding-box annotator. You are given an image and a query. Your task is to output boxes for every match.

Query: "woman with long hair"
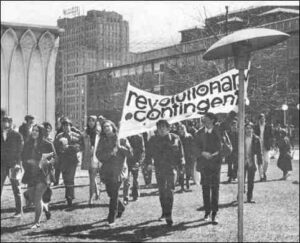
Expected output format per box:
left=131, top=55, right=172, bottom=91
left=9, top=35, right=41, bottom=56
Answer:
left=22, top=124, right=56, bottom=229
left=82, top=115, right=102, bottom=205
left=96, top=120, right=132, bottom=226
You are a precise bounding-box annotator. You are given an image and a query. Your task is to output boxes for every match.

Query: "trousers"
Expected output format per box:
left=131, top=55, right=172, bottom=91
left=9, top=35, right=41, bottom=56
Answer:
left=1, top=165, right=23, bottom=214
left=62, top=163, right=77, bottom=200
left=156, top=170, right=176, bottom=217
left=123, top=166, right=139, bottom=199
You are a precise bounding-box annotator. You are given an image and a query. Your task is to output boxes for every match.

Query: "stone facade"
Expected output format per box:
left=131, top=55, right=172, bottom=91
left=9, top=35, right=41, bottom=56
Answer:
left=1, top=22, right=62, bottom=132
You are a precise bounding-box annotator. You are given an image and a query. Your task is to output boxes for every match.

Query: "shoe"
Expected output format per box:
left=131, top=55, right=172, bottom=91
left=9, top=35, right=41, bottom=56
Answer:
left=204, top=212, right=210, bottom=221
left=247, top=199, right=256, bottom=203
left=211, top=212, right=218, bottom=225
left=123, top=198, right=129, bottom=205
left=132, top=197, right=138, bottom=201
left=158, top=214, right=166, bottom=221
left=117, top=210, right=124, bottom=218
left=31, top=223, right=40, bottom=229
left=13, top=213, right=22, bottom=218
left=107, top=222, right=116, bottom=227
left=166, top=216, right=173, bottom=226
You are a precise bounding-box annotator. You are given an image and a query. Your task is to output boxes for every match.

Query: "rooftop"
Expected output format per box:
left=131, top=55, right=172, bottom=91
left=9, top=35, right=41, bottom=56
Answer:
left=258, top=7, right=299, bottom=16
left=1, top=21, right=64, bottom=35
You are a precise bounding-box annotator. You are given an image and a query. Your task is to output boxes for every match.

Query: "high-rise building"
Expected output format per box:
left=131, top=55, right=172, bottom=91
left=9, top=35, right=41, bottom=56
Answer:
left=56, top=9, right=129, bottom=128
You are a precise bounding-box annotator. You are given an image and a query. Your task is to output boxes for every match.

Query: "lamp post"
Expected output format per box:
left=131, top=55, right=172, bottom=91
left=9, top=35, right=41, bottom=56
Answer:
left=203, top=28, right=289, bottom=242
left=282, top=104, right=288, bottom=126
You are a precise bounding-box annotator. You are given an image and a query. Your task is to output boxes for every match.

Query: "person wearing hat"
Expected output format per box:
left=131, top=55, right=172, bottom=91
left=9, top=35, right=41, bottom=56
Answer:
left=1, top=116, right=24, bottom=218
left=193, top=112, right=223, bottom=225
left=19, top=115, right=35, bottom=143
left=144, top=119, right=185, bottom=226
left=54, top=118, right=84, bottom=206
left=254, top=113, right=274, bottom=182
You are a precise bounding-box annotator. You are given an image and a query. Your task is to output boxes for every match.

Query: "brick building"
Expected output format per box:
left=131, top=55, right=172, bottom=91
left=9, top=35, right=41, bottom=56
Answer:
left=77, top=5, right=299, bottom=127
left=56, top=10, right=129, bottom=128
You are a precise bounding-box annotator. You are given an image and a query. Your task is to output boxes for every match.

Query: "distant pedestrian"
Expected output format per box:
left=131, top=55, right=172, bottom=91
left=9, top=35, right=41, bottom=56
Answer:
left=277, top=129, right=293, bottom=180
left=144, top=119, right=185, bottom=226
left=226, top=119, right=238, bottom=183
left=141, top=131, right=155, bottom=188
left=1, top=116, right=24, bottom=218
left=82, top=115, right=102, bottom=205
left=19, top=115, right=35, bottom=143
left=177, top=123, right=194, bottom=192
left=96, top=120, right=132, bottom=227
left=21, top=124, right=56, bottom=229
left=244, top=122, right=263, bottom=203
left=254, top=113, right=273, bottom=182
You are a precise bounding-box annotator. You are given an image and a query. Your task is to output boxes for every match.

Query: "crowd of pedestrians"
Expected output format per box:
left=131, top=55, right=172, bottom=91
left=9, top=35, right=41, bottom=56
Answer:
left=1, top=107, right=296, bottom=229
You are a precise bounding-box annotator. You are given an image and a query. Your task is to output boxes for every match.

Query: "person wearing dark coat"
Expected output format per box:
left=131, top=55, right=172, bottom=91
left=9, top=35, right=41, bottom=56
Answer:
left=276, top=129, right=293, bottom=180
left=96, top=120, right=132, bottom=227
left=123, top=134, right=145, bottom=204
left=226, top=119, right=238, bottom=183
left=177, top=122, right=194, bottom=191
left=243, top=122, right=263, bottom=203
left=193, top=113, right=222, bottom=225
left=54, top=118, right=83, bottom=206
left=21, top=124, right=56, bottom=229
left=254, top=113, right=274, bottom=182
left=144, top=119, right=185, bottom=226
left=19, top=115, right=35, bottom=143
left=1, top=116, right=24, bottom=217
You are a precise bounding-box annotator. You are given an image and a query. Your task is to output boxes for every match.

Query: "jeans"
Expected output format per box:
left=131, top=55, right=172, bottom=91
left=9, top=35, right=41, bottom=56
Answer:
left=1, top=166, right=23, bottom=214
left=89, top=167, right=100, bottom=200
left=226, top=154, right=238, bottom=179
left=26, top=183, right=48, bottom=224
left=123, top=166, right=139, bottom=200
left=105, top=181, right=125, bottom=223
left=142, top=164, right=152, bottom=185
left=62, top=164, right=77, bottom=200
left=244, top=164, right=256, bottom=201
left=156, top=170, right=176, bottom=218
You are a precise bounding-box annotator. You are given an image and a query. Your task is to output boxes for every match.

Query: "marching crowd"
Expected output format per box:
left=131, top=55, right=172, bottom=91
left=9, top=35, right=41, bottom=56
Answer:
left=1, top=108, right=295, bottom=229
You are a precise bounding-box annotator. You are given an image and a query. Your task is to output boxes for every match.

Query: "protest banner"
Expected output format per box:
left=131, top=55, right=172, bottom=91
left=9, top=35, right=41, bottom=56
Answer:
left=118, top=68, right=249, bottom=138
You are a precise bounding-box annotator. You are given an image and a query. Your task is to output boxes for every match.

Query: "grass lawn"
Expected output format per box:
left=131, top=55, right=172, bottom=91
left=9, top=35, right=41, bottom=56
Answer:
left=1, top=150, right=299, bottom=242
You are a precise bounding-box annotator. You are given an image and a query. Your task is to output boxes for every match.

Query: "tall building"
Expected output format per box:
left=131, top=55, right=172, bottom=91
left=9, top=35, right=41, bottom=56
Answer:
left=56, top=9, right=129, bottom=128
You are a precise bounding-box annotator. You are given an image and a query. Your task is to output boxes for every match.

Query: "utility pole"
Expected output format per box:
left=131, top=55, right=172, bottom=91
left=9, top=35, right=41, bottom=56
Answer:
left=225, top=6, right=229, bottom=71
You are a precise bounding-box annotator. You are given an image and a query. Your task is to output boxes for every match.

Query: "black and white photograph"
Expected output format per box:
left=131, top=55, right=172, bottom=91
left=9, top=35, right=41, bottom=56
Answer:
left=1, top=1, right=299, bottom=242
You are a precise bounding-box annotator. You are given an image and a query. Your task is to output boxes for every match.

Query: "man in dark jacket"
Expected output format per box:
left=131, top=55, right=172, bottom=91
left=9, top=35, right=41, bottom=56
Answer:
left=226, top=119, right=238, bottom=183
left=144, top=119, right=185, bottom=226
left=254, top=113, right=273, bottom=182
left=194, top=112, right=222, bottom=225
left=54, top=118, right=83, bottom=206
left=19, top=115, right=35, bottom=143
left=123, top=134, right=145, bottom=204
left=244, top=122, right=263, bottom=203
left=1, top=116, right=24, bottom=217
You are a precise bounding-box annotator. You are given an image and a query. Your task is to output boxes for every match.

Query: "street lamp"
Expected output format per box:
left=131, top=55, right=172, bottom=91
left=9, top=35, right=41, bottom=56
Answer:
left=297, top=104, right=299, bottom=110
left=203, top=27, right=289, bottom=242
left=282, top=104, right=288, bottom=126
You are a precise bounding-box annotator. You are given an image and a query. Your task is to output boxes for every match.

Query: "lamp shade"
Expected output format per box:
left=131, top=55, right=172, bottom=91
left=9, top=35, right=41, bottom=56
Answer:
left=203, top=28, right=290, bottom=60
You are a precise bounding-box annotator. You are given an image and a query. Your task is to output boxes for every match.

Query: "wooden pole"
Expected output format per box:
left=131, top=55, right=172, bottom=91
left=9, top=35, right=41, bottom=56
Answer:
left=237, top=67, right=245, bottom=242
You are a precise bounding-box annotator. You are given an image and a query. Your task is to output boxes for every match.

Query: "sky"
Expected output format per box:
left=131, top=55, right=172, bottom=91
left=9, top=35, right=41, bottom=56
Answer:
left=1, top=1, right=299, bottom=52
